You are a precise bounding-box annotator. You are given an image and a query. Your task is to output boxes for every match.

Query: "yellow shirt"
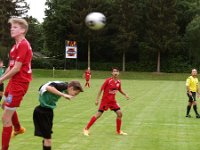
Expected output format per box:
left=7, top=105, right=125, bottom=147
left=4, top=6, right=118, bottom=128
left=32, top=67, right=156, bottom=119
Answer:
left=186, top=76, right=198, bottom=92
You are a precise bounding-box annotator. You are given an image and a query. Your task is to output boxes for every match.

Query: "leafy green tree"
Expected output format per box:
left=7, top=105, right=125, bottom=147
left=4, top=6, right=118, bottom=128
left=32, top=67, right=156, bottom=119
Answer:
left=0, top=0, right=29, bottom=61
left=43, top=0, right=111, bottom=68
left=69, top=0, right=111, bottom=68
left=26, top=17, right=44, bottom=52
left=144, top=0, right=179, bottom=72
left=111, top=0, right=138, bottom=71
left=185, top=15, right=200, bottom=64
left=43, top=0, right=74, bottom=57
left=176, top=0, right=200, bottom=36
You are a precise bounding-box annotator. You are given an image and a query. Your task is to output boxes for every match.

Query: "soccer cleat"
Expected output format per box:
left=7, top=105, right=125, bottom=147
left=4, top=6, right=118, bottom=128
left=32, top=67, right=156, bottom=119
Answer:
left=83, top=128, right=89, bottom=136
left=185, top=114, right=191, bottom=118
left=117, top=131, right=128, bottom=135
left=196, top=115, right=200, bottom=118
left=12, top=127, right=26, bottom=138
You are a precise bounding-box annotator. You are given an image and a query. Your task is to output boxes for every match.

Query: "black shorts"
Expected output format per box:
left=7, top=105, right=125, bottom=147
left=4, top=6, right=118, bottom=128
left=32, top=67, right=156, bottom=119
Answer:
left=187, top=92, right=196, bottom=102
left=0, top=83, right=4, bottom=91
left=33, top=105, right=54, bottom=139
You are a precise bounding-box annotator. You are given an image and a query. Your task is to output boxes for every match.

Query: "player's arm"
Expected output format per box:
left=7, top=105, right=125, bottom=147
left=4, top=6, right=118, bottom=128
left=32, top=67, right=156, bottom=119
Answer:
left=95, top=88, right=103, bottom=105
left=119, top=88, right=129, bottom=100
left=196, top=81, right=200, bottom=96
left=0, top=61, right=22, bottom=84
left=186, top=78, right=192, bottom=96
left=95, top=79, right=109, bottom=105
left=46, top=85, right=73, bottom=100
left=0, top=66, right=10, bottom=79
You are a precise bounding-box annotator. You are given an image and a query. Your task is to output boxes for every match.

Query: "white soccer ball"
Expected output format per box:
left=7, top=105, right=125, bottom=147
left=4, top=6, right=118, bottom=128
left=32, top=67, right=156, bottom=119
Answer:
left=85, top=12, right=106, bottom=30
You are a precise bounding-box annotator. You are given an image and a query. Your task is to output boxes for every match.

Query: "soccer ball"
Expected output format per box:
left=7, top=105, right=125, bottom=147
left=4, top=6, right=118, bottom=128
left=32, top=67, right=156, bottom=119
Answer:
left=85, top=12, right=106, bottom=30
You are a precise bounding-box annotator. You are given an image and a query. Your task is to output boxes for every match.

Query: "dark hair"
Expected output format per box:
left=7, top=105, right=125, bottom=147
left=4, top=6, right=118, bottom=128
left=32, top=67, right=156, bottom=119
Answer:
left=68, top=81, right=84, bottom=92
left=112, top=67, right=119, bottom=72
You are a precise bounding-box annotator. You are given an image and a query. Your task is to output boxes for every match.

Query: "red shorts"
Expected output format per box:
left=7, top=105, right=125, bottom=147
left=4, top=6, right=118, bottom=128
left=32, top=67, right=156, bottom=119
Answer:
left=98, top=100, right=120, bottom=112
left=85, top=78, right=90, bottom=81
left=4, top=81, right=29, bottom=107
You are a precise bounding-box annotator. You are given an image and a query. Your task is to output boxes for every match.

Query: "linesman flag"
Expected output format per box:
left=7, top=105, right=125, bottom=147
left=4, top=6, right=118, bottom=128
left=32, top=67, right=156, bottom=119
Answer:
left=65, top=41, right=77, bottom=59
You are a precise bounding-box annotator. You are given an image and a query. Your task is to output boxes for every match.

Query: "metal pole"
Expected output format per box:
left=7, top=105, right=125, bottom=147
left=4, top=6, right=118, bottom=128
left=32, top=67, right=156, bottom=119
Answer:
left=53, top=67, right=55, bottom=78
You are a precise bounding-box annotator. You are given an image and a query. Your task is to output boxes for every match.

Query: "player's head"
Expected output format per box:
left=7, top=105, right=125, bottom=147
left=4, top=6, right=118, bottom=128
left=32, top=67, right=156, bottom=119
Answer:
left=191, top=68, right=197, bottom=77
left=112, top=67, right=120, bottom=77
left=8, top=17, right=28, bottom=37
left=87, top=67, right=90, bottom=71
left=67, top=81, right=84, bottom=96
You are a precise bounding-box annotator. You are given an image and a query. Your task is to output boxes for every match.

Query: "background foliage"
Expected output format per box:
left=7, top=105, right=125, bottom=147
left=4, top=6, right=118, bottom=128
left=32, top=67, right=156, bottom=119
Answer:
left=1, top=0, right=200, bottom=72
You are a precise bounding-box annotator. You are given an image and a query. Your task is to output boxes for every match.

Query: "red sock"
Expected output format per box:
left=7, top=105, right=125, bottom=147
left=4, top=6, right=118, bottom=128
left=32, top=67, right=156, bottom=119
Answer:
left=86, top=116, right=97, bottom=130
left=1, top=126, right=12, bottom=150
left=116, top=118, right=122, bottom=133
left=12, top=111, right=21, bottom=131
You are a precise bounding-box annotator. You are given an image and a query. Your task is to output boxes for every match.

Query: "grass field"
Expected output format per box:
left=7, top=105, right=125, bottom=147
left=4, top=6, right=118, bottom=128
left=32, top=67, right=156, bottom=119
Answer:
left=1, top=70, right=200, bottom=150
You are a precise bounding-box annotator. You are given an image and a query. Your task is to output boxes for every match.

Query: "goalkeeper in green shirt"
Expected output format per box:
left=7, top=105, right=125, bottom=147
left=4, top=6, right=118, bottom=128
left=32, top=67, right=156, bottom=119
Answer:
left=33, top=80, right=83, bottom=150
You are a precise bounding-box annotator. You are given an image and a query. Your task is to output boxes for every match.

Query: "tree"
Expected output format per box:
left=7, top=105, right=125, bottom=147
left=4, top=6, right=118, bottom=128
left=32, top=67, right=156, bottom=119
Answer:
left=176, top=0, right=200, bottom=36
left=70, top=0, right=110, bottom=68
left=0, top=0, right=29, bottom=60
left=43, top=0, right=74, bottom=57
left=144, top=0, right=179, bottom=72
left=111, top=0, right=138, bottom=71
left=185, top=15, right=200, bottom=65
left=43, top=0, right=111, bottom=68
left=26, top=17, right=44, bottom=52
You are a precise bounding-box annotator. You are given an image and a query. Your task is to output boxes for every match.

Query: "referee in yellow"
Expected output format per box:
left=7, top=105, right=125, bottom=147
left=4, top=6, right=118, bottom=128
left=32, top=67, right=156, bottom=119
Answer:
left=186, top=68, right=200, bottom=118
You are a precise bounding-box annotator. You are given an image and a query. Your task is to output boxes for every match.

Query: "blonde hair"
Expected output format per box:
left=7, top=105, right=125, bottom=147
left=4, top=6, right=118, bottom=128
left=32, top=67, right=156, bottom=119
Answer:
left=8, top=17, right=29, bottom=34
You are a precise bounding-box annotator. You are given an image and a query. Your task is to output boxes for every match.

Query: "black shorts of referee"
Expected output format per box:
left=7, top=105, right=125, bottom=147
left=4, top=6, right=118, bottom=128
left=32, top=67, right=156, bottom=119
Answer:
left=33, top=105, right=54, bottom=139
left=187, top=91, right=196, bottom=102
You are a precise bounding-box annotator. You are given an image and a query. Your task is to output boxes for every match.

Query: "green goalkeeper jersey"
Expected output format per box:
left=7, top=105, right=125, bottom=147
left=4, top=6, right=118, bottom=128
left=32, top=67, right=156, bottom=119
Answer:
left=0, top=67, right=4, bottom=77
left=38, top=81, right=68, bottom=109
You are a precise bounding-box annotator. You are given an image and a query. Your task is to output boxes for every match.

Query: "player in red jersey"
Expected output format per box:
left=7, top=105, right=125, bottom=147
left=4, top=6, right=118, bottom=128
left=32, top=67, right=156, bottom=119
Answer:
left=83, top=67, right=129, bottom=136
left=83, top=67, right=91, bottom=88
left=0, top=18, right=32, bottom=150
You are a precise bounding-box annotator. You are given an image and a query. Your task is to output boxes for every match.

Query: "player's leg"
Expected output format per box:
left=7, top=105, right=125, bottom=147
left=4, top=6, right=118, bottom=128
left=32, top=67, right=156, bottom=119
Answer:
left=43, top=139, right=51, bottom=150
left=33, top=106, right=53, bottom=150
left=115, top=109, right=127, bottom=135
left=192, top=101, right=200, bottom=118
left=191, top=92, right=200, bottom=118
left=11, top=84, right=29, bottom=137
left=1, top=107, right=15, bottom=150
left=83, top=111, right=103, bottom=136
left=11, top=111, right=26, bottom=137
left=186, top=93, right=193, bottom=117
left=186, top=102, right=192, bottom=117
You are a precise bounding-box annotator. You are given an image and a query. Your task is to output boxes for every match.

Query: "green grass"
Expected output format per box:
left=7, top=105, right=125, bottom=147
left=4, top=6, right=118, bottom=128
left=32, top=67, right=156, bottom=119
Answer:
left=1, top=70, right=200, bottom=150
left=33, top=69, right=191, bottom=80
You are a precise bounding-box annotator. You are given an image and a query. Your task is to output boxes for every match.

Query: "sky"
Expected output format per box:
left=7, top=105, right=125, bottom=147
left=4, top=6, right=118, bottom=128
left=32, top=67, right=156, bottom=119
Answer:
left=25, top=0, right=46, bottom=22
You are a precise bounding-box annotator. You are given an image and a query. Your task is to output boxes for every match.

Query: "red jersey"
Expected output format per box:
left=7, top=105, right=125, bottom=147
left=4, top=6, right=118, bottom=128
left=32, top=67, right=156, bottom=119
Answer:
left=9, top=38, right=32, bottom=83
left=85, top=70, right=91, bottom=80
left=101, top=77, right=121, bottom=103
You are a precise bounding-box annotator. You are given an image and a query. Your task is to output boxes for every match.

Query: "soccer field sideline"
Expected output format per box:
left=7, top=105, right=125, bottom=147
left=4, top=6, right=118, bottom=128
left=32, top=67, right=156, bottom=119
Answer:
left=1, top=78, right=200, bottom=150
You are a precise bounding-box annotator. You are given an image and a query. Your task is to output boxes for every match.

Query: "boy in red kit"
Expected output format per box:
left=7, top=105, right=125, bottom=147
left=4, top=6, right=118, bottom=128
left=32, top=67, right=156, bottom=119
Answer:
left=0, top=18, right=32, bottom=150
left=83, top=67, right=129, bottom=136
left=83, top=67, right=91, bottom=88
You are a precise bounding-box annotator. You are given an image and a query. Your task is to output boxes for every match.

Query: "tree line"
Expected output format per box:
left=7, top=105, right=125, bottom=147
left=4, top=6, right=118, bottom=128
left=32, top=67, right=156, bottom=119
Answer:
left=0, top=0, right=200, bottom=72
